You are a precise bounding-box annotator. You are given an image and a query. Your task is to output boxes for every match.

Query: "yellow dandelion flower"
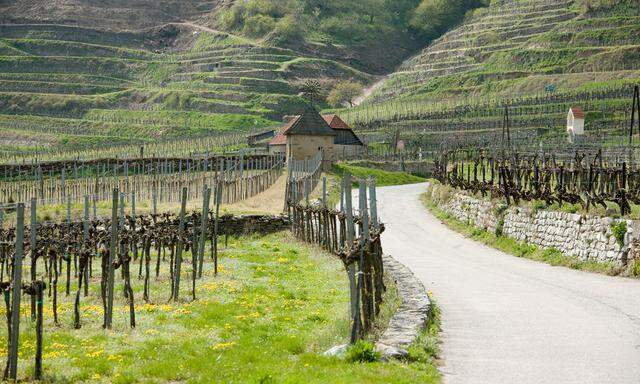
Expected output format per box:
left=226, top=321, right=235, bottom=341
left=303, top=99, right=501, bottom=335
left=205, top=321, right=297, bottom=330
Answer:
left=211, top=341, right=236, bottom=351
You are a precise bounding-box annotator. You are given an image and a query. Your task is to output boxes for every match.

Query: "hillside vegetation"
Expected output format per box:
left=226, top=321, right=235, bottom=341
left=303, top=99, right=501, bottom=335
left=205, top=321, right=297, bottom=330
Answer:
left=0, top=0, right=488, bottom=157
left=341, top=0, right=640, bottom=146
left=369, top=0, right=640, bottom=103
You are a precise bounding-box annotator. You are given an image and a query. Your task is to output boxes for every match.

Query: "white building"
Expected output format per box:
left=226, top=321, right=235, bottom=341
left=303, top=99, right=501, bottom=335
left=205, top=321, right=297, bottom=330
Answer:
left=567, top=106, right=585, bottom=143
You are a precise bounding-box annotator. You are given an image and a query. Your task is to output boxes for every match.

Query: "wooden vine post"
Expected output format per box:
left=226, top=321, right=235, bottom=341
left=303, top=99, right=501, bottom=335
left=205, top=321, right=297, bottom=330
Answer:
left=105, top=188, right=118, bottom=329
left=33, top=281, right=45, bottom=380
left=197, top=186, right=211, bottom=279
left=30, top=198, right=37, bottom=320
left=7, top=203, right=25, bottom=380
left=213, top=180, right=222, bottom=276
left=343, top=173, right=357, bottom=322
left=172, top=187, right=187, bottom=301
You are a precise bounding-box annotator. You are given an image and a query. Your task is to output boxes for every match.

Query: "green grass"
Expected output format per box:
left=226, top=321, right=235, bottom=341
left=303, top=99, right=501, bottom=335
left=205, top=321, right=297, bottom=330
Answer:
left=332, top=163, right=426, bottom=187
left=1, top=232, right=440, bottom=383
left=421, top=188, right=621, bottom=276
left=407, top=296, right=441, bottom=365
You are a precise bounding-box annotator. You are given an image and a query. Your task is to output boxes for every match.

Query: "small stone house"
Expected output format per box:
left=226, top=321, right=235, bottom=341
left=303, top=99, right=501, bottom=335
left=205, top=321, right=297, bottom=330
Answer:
left=567, top=106, right=585, bottom=142
left=322, top=114, right=364, bottom=158
left=268, top=106, right=363, bottom=163
left=268, top=105, right=336, bottom=164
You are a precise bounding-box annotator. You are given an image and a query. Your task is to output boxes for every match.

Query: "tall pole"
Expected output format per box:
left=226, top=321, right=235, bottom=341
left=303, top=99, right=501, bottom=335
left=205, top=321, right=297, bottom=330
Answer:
left=197, top=186, right=211, bottom=278
left=30, top=198, right=37, bottom=320
left=8, top=203, right=25, bottom=380
left=173, top=187, right=188, bottom=300
left=106, top=188, right=118, bottom=329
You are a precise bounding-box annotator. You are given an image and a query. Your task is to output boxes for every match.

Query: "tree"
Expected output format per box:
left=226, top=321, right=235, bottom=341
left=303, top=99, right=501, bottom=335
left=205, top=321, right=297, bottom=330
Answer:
left=327, top=81, right=363, bottom=108
left=300, top=79, right=322, bottom=103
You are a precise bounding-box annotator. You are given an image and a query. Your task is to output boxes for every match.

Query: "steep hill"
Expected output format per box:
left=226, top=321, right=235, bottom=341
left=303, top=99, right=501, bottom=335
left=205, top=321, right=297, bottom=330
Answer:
left=0, top=0, right=420, bottom=155
left=348, top=0, right=640, bottom=147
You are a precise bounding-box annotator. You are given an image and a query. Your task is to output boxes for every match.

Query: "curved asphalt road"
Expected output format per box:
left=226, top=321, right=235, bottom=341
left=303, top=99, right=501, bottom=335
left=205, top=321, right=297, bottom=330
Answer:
left=376, top=183, right=640, bottom=384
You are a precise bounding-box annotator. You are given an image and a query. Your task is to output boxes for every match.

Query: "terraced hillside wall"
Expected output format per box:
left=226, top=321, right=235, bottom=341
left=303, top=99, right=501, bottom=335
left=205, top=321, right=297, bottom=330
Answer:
left=428, top=183, right=635, bottom=264
left=345, top=0, right=640, bottom=143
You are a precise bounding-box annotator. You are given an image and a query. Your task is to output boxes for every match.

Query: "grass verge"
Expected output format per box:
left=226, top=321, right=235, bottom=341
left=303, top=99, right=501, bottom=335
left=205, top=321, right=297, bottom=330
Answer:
left=407, top=295, right=441, bottom=366
left=332, top=163, right=426, bottom=187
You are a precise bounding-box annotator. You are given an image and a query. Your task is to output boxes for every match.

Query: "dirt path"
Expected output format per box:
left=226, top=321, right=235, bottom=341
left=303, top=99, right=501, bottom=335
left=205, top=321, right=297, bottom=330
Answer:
left=353, top=76, right=387, bottom=106
left=226, top=174, right=288, bottom=215
left=376, top=182, right=640, bottom=384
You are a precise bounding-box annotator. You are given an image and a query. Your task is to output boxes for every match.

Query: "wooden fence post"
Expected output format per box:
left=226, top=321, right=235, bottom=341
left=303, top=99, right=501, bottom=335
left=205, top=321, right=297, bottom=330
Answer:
left=322, top=176, right=327, bottom=207
left=30, top=198, right=37, bottom=320
left=343, top=173, right=359, bottom=343
left=213, top=180, right=222, bottom=276
left=368, top=178, right=378, bottom=230
left=358, top=180, right=373, bottom=331
left=7, top=203, right=25, bottom=380
left=172, top=187, right=187, bottom=301
left=197, top=186, right=211, bottom=279
left=83, top=195, right=89, bottom=297
left=34, top=281, right=44, bottom=380
left=105, top=188, right=118, bottom=329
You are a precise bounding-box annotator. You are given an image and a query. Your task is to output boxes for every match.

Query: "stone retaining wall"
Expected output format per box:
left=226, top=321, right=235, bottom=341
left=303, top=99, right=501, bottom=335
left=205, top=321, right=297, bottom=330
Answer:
left=219, top=214, right=290, bottom=235
left=429, top=184, right=636, bottom=264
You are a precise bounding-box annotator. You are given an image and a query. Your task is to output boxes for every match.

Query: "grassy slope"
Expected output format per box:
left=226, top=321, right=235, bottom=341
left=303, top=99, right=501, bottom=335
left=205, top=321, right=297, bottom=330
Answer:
left=332, top=163, right=426, bottom=187
left=1, top=232, right=440, bottom=383
left=370, top=0, right=640, bottom=103
left=0, top=16, right=376, bottom=155
left=340, top=0, right=640, bottom=143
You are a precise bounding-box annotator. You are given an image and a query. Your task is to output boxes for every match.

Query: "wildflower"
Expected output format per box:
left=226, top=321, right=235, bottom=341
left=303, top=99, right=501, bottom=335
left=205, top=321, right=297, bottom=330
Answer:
left=86, top=349, right=104, bottom=358
left=107, top=354, right=124, bottom=362
left=211, top=341, right=236, bottom=351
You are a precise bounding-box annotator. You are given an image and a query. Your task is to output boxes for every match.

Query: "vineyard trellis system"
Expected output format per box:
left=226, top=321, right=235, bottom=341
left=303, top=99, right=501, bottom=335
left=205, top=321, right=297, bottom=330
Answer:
left=344, top=85, right=636, bottom=128
left=434, top=147, right=640, bottom=216
left=0, top=130, right=258, bottom=165
left=0, top=177, right=286, bottom=381
left=0, top=154, right=284, bottom=208
left=286, top=170, right=385, bottom=342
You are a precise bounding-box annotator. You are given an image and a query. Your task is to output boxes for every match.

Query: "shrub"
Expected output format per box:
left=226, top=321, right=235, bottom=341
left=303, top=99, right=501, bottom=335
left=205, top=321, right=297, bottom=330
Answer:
left=242, top=15, right=276, bottom=37
left=272, top=15, right=303, bottom=43
left=629, top=259, right=640, bottom=277
left=611, top=221, right=627, bottom=247
left=345, top=340, right=380, bottom=363
left=494, top=217, right=504, bottom=237
left=327, top=81, right=363, bottom=108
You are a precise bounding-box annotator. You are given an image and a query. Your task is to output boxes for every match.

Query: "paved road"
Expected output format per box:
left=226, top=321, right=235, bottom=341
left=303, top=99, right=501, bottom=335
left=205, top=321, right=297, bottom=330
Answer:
left=376, top=183, right=640, bottom=384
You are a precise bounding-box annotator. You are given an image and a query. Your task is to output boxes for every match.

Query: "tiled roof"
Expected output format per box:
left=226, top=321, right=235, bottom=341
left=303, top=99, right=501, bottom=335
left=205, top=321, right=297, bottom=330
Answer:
left=268, top=115, right=299, bottom=146
left=570, top=106, right=585, bottom=119
left=285, top=104, right=336, bottom=136
left=322, top=114, right=351, bottom=130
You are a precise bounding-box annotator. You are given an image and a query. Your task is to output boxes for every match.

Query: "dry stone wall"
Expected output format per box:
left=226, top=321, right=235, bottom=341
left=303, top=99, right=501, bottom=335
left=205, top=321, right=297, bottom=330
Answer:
left=219, top=214, right=290, bottom=235
left=430, top=184, right=635, bottom=264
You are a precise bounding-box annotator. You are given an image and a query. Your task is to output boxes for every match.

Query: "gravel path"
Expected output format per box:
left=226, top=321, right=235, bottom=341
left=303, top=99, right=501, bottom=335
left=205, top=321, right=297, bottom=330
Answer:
left=377, top=182, right=640, bottom=384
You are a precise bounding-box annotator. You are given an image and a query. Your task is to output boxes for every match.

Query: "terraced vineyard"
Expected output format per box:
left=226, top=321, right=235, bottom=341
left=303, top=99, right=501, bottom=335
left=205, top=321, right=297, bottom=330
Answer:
left=345, top=0, right=640, bottom=146
left=0, top=4, right=373, bottom=157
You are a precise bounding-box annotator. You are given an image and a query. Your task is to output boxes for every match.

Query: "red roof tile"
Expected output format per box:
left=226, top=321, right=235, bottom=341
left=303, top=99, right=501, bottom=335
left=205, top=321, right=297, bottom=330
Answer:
left=322, top=114, right=351, bottom=130
left=268, top=115, right=300, bottom=146
left=570, top=106, right=585, bottom=119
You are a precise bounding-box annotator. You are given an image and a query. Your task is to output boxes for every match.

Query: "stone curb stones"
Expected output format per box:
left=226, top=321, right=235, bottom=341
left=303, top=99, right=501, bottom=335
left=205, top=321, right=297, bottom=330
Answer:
left=324, top=255, right=432, bottom=361
left=375, top=254, right=431, bottom=361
